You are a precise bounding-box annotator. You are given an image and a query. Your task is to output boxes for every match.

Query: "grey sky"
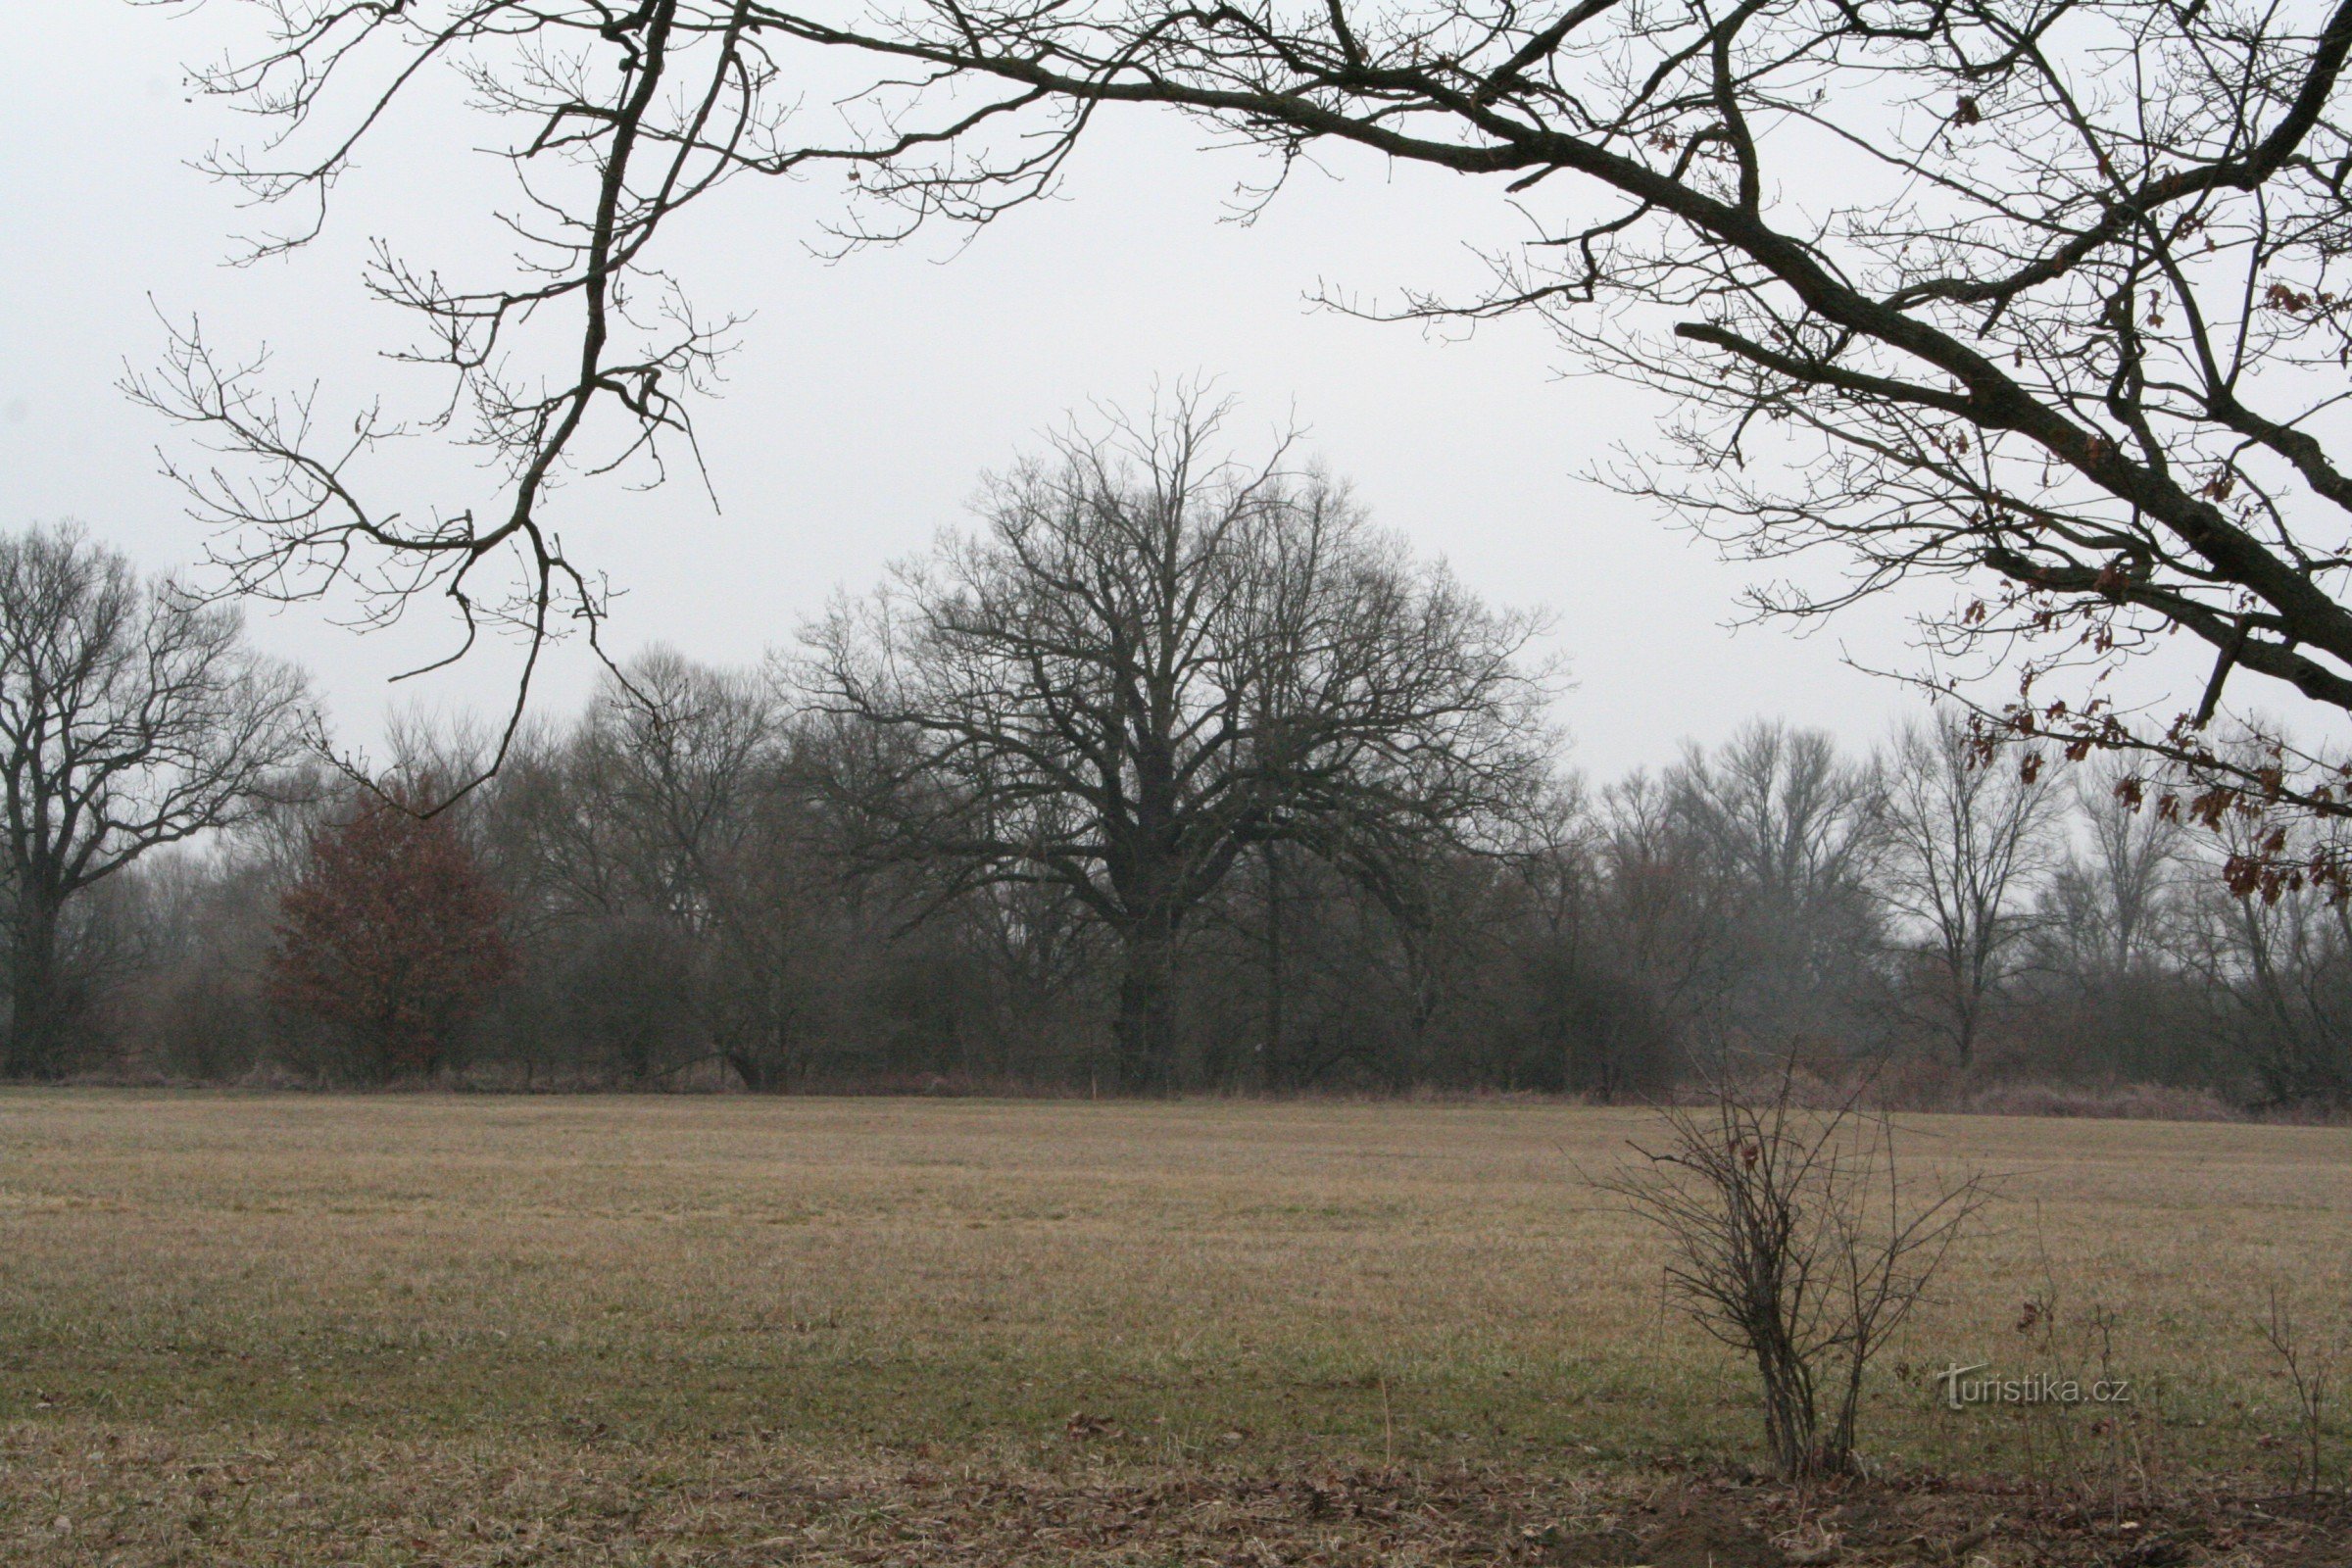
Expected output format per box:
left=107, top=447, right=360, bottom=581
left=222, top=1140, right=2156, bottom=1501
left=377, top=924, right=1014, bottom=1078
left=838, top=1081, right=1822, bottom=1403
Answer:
left=0, top=2, right=1936, bottom=774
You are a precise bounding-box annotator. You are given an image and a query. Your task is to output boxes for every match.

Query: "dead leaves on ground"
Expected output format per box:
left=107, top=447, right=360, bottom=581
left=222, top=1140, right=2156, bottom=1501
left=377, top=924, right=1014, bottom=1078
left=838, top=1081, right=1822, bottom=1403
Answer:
left=3, top=1423, right=2351, bottom=1566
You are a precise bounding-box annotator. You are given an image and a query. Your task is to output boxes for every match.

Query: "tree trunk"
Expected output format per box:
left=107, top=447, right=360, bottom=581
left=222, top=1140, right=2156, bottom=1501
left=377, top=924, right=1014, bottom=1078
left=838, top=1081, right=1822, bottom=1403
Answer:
left=1952, top=998, right=1979, bottom=1070
left=5, top=889, right=66, bottom=1079
left=1262, top=841, right=1286, bottom=1091
left=1113, top=919, right=1178, bottom=1094
left=1947, top=949, right=1980, bottom=1070
left=727, top=1048, right=781, bottom=1093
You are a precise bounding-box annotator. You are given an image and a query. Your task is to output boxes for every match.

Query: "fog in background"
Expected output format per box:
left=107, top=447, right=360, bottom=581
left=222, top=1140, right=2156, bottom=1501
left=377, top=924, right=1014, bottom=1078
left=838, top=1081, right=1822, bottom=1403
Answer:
left=3, top=3, right=1943, bottom=768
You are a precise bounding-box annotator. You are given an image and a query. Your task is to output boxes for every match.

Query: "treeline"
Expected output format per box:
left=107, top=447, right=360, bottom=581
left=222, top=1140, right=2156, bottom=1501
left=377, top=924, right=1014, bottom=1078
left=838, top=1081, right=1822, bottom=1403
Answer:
left=9, top=406, right=2352, bottom=1105
left=68, top=690, right=2352, bottom=1106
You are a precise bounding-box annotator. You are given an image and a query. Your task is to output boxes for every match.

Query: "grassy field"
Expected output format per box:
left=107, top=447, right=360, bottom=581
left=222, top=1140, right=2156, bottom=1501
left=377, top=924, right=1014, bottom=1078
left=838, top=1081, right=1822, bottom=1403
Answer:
left=2, top=1092, right=2349, bottom=1565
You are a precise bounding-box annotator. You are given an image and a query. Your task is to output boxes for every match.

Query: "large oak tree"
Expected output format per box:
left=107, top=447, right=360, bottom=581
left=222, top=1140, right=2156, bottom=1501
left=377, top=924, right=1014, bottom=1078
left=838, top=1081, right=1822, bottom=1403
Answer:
left=802, top=397, right=1553, bottom=1090
left=0, top=524, right=310, bottom=1076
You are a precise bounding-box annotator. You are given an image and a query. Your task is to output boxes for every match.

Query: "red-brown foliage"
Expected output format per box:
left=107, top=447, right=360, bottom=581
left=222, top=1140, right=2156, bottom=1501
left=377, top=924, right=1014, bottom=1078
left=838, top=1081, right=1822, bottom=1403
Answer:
left=270, top=797, right=515, bottom=1079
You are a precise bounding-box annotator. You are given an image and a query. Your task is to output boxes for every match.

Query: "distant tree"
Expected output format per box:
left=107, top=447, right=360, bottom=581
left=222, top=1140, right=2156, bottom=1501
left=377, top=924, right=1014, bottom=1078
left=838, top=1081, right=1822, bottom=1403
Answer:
left=1495, top=783, right=1685, bottom=1099
left=1589, top=771, right=1741, bottom=1049
left=2176, top=763, right=2352, bottom=1107
left=1881, top=714, right=2062, bottom=1067
left=1664, top=722, right=1888, bottom=1054
left=2026, top=753, right=2208, bottom=1085
left=804, top=395, right=1555, bottom=1092
left=271, top=795, right=515, bottom=1080
left=2040, top=752, right=2188, bottom=982
left=506, top=651, right=832, bottom=1090
left=0, top=523, right=310, bottom=1077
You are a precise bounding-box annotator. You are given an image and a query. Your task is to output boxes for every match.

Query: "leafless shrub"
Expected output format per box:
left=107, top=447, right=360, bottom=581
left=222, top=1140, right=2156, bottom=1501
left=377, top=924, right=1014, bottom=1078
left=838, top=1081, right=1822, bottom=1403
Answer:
left=2261, top=1288, right=2338, bottom=1497
left=1605, top=1058, right=1994, bottom=1478
left=1993, top=1222, right=2167, bottom=1508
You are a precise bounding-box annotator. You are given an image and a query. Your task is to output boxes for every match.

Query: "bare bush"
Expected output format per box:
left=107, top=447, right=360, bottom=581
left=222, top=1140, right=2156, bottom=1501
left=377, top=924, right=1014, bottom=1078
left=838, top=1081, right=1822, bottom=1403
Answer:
left=1606, top=1062, right=1994, bottom=1478
left=2261, top=1287, right=2339, bottom=1497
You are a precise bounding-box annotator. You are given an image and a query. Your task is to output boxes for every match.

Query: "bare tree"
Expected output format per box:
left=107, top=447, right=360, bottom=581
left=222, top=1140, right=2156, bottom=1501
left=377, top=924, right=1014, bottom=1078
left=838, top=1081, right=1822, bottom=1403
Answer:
left=2039, top=750, right=2187, bottom=980
left=802, top=395, right=1554, bottom=1090
left=145, top=3, right=2352, bottom=873
left=2181, top=784, right=2352, bottom=1104
left=0, top=524, right=311, bottom=1076
left=508, top=649, right=828, bottom=1088
left=1664, top=721, right=1887, bottom=1052
left=1881, top=713, right=2063, bottom=1067
left=1589, top=770, right=1741, bottom=1048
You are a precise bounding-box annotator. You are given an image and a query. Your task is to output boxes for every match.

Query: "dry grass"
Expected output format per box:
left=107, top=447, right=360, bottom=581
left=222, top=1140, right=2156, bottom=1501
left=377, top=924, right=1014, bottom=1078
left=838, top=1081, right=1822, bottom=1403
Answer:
left=0, top=1091, right=2347, bottom=1564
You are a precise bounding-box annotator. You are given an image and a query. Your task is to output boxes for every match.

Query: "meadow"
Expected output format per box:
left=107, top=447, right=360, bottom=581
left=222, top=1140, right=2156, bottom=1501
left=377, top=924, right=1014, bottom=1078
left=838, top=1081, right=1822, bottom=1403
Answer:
left=2, top=1092, right=2349, bottom=1565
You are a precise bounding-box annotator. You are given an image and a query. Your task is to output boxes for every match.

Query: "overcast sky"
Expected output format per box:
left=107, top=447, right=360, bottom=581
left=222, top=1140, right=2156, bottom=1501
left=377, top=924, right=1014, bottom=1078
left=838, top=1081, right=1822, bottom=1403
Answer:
left=0, top=4, right=1944, bottom=775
